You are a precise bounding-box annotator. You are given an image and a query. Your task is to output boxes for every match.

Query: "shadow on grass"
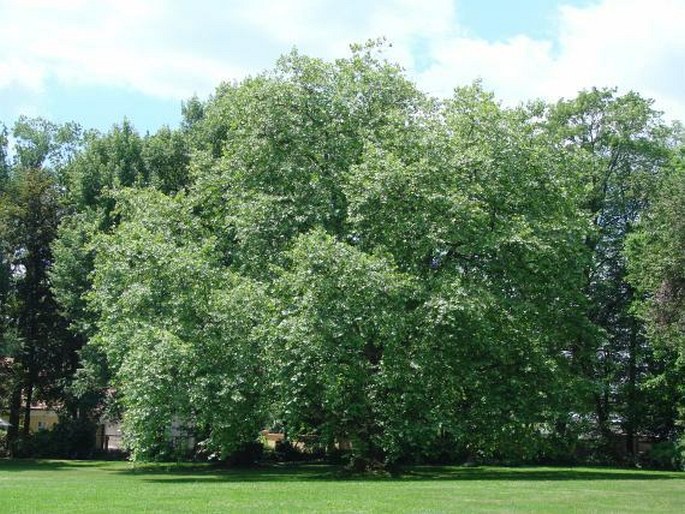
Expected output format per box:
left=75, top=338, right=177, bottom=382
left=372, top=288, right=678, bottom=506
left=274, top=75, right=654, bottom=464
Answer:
left=0, top=458, right=115, bottom=472
left=401, top=466, right=685, bottom=482
left=2, top=459, right=683, bottom=484
left=117, top=463, right=685, bottom=484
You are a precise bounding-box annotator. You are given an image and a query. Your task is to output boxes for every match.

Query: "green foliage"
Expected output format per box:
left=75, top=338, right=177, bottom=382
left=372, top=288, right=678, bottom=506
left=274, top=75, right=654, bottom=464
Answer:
left=0, top=122, right=9, bottom=186
left=11, top=116, right=83, bottom=173
left=76, top=45, right=618, bottom=465
left=14, top=418, right=96, bottom=459
left=50, top=121, right=193, bottom=423
left=36, top=43, right=682, bottom=468
left=268, top=229, right=415, bottom=465
left=88, top=189, right=271, bottom=460
left=0, top=166, right=78, bottom=407
left=627, top=161, right=685, bottom=349
left=626, top=156, right=685, bottom=440
left=63, top=120, right=146, bottom=210
left=50, top=210, right=100, bottom=336
left=142, top=127, right=191, bottom=194
left=343, top=82, right=593, bottom=462
left=546, top=87, right=678, bottom=455
left=643, top=439, right=685, bottom=471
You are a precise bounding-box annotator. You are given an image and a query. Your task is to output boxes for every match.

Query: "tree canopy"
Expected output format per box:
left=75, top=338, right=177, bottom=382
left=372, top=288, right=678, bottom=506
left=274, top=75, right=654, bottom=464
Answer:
left=2, top=42, right=683, bottom=468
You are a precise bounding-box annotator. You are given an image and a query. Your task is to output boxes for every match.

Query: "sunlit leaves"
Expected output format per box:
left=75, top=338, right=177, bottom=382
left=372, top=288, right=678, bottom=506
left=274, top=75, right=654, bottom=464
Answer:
left=77, top=45, right=680, bottom=465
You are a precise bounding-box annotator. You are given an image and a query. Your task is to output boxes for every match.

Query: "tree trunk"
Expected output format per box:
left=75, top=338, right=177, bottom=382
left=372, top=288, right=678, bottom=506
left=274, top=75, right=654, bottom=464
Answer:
left=7, top=380, right=22, bottom=456
left=22, top=381, right=33, bottom=438
left=625, top=324, right=639, bottom=457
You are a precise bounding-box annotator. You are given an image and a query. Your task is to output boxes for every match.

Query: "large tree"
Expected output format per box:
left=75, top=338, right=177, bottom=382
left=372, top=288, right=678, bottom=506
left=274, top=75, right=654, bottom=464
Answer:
left=84, top=45, right=596, bottom=466
left=0, top=168, right=67, bottom=446
left=626, top=153, right=685, bottom=446
left=0, top=118, right=83, bottom=453
left=51, top=43, right=680, bottom=468
left=547, top=88, right=676, bottom=456
left=50, top=120, right=194, bottom=426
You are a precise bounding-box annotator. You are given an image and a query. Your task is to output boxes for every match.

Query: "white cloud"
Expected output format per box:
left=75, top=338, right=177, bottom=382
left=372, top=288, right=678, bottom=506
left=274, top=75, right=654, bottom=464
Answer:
left=235, top=0, right=458, bottom=69
left=413, top=0, right=685, bottom=121
left=416, top=35, right=555, bottom=102
left=0, top=0, right=241, bottom=99
left=546, top=0, right=685, bottom=117
left=1, top=0, right=684, bottom=122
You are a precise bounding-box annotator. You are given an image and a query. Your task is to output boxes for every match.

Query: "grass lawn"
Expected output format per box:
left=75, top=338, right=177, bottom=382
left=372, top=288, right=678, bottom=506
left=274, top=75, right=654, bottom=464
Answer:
left=0, top=459, right=683, bottom=513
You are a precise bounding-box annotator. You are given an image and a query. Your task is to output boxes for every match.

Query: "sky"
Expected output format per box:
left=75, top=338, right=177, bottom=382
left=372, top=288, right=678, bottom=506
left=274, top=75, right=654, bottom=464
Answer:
left=1, top=0, right=684, bottom=134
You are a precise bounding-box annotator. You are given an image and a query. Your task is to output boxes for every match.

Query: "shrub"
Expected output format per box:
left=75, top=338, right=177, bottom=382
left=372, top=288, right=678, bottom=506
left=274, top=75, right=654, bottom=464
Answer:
left=224, top=441, right=264, bottom=466
left=13, top=418, right=96, bottom=459
left=0, top=431, right=7, bottom=457
left=643, top=439, right=685, bottom=470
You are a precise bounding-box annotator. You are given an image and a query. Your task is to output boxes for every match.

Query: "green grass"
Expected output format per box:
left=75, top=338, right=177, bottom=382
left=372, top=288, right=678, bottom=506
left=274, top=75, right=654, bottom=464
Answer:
left=1, top=459, right=683, bottom=513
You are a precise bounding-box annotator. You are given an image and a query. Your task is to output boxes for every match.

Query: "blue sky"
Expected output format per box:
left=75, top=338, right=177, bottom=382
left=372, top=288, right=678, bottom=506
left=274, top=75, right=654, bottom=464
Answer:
left=1, top=0, right=683, bottom=134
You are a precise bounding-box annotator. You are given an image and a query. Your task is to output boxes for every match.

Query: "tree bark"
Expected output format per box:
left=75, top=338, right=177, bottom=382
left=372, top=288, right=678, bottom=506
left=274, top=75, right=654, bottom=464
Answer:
left=22, top=381, right=34, bottom=438
left=7, top=379, right=22, bottom=456
left=625, top=323, right=639, bottom=457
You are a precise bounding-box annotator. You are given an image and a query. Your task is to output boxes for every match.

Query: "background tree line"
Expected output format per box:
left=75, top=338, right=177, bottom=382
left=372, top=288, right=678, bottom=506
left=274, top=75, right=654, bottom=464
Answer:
left=1, top=42, right=684, bottom=469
